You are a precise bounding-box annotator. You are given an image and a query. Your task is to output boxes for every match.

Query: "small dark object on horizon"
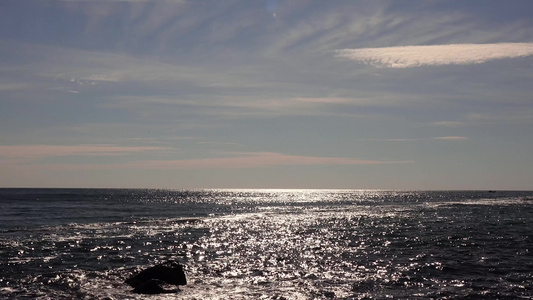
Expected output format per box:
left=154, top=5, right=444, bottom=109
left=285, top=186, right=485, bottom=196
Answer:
left=125, top=262, right=187, bottom=294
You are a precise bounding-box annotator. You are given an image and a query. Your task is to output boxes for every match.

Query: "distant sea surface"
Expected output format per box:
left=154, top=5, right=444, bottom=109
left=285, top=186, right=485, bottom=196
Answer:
left=1, top=189, right=532, bottom=299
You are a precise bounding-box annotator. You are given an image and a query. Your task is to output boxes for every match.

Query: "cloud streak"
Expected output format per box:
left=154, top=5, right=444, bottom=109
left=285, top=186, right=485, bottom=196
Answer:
left=432, top=121, right=465, bottom=127
left=432, top=136, right=468, bottom=140
left=336, top=43, right=533, bottom=68
left=0, top=144, right=168, bottom=162
left=362, top=136, right=468, bottom=142
left=10, top=152, right=413, bottom=171
left=58, top=0, right=184, bottom=2
left=128, top=152, right=413, bottom=169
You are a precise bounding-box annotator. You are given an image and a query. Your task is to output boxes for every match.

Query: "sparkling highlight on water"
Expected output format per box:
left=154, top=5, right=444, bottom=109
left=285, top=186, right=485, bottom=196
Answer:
left=1, top=189, right=532, bottom=299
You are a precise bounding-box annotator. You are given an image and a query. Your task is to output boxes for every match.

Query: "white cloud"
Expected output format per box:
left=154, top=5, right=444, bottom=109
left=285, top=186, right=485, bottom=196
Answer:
left=336, top=43, right=533, bottom=68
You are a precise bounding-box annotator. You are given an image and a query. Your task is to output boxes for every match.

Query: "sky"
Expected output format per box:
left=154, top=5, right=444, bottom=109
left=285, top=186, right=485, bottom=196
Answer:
left=1, top=0, right=533, bottom=190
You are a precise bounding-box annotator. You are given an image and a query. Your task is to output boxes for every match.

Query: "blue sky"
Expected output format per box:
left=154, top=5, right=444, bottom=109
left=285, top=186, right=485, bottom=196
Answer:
left=1, top=0, right=533, bottom=189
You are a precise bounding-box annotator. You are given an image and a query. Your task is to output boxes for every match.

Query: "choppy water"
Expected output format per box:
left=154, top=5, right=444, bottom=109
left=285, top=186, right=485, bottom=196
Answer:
left=1, top=189, right=532, bottom=299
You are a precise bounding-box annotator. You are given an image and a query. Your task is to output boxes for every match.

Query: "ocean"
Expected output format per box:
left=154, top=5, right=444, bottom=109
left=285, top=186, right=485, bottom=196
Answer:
left=1, top=189, right=532, bottom=299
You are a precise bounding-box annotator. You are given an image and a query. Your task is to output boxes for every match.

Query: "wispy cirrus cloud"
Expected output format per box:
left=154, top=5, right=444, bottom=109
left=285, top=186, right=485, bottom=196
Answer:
left=362, top=136, right=468, bottom=142
left=467, top=112, right=533, bottom=123
left=336, top=43, right=533, bottom=68
left=58, top=0, right=184, bottom=2
left=0, top=144, right=169, bottom=162
left=0, top=83, right=34, bottom=92
left=1, top=39, right=244, bottom=89
left=129, top=152, right=413, bottom=169
left=3, top=151, right=414, bottom=172
left=432, top=136, right=468, bottom=140
left=360, top=138, right=418, bottom=142
left=432, top=121, right=466, bottom=127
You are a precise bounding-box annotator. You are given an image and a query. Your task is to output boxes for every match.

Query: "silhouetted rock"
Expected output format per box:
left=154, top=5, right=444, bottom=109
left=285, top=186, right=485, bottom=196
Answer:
left=125, top=262, right=186, bottom=294
left=132, top=279, right=168, bottom=294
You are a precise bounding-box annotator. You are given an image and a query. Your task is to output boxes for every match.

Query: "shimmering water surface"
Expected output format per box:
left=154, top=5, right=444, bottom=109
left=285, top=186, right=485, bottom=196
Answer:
left=1, top=189, right=532, bottom=299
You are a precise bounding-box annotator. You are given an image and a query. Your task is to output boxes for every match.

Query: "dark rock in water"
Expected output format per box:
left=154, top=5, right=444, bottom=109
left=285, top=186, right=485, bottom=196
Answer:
left=132, top=279, right=168, bottom=294
left=126, top=262, right=186, bottom=294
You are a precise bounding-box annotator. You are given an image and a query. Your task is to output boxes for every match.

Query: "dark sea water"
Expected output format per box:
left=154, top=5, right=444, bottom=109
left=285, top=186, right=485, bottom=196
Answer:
left=1, top=189, right=532, bottom=299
